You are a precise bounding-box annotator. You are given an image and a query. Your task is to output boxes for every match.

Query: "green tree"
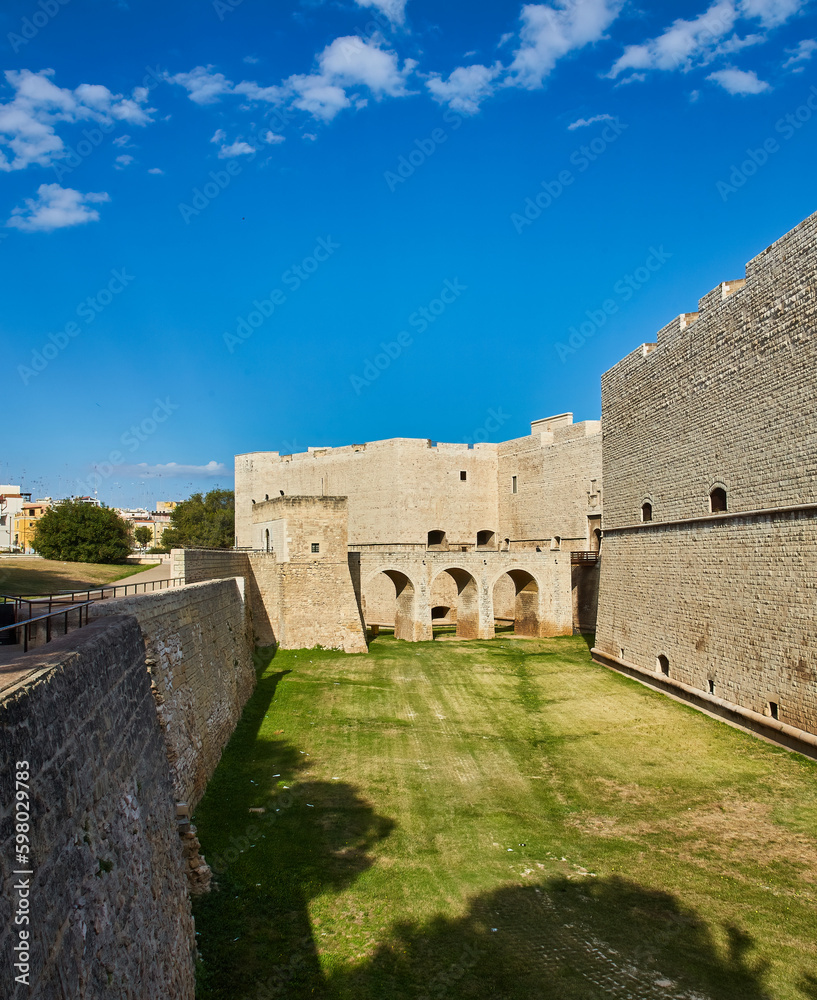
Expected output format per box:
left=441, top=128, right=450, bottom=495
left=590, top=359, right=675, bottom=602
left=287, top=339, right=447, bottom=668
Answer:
left=161, top=489, right=235, bottom=549
left=134, top=526, right=153, bottom=549
left=33, top=500, right=132, bottom=564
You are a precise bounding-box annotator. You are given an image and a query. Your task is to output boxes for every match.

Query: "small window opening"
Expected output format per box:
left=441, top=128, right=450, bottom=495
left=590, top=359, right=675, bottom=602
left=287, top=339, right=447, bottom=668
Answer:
left=477, top=530, right=495, bottom=548
left=511, top=476, right=518, bottom=494
left=708, top=679, right=715, bottom=695
left=427, top=530, right=446, bottom=548
left=641, top=501, right=653, bottom=522
left=551, top=536, right=561, bottom=550
left=769, top=701, right=779, bottom=720
left=460, top=470, right=467, bottom=481
left=710, top=487, right=727, bottom=513
left=658, top=654, right=670, bottom=676
left=311, top=542, right=320, bottom=553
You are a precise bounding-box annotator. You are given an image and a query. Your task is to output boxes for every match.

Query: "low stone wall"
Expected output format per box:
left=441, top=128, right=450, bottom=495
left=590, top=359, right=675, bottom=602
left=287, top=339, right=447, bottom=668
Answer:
left=91, top=578, right=255, bottom=810
left=0, top=618, right=195, bottom=999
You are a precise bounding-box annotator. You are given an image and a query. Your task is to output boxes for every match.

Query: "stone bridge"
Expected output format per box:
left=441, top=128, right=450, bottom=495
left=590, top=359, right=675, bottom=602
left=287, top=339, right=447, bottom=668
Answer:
left=350, top=546, right=573, bottom=641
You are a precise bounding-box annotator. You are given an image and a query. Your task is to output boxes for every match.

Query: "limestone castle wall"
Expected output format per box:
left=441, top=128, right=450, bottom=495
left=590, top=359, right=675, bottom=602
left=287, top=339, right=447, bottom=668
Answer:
left=498, top=418, right=602, bottom=550
left=0, top=619, right=196, bottom=999
left=235, top=438, right=500, bottom=549
left=90, top=578, right=256, bottom=809
left=595, top=209, right=817, bottom=739
left=236, top=418, right=602, bottom=554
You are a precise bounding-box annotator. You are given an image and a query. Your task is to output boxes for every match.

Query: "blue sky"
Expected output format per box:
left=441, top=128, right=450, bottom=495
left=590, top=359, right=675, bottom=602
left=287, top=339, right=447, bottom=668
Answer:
left=1, top=0, right=815, bottom=508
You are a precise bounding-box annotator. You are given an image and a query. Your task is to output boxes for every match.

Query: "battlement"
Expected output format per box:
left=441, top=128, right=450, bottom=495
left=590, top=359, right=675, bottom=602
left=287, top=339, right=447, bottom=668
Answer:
left=605, top=208, right=817, bottom=375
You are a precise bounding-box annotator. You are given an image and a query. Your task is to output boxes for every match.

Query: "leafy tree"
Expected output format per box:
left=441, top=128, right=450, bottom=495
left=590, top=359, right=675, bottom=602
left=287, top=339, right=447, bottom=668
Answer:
left=33, top=500, right=132, bottom=564
left=161, top=489, right=235, bottom=549
left=134, top=526, right=153, bottom=549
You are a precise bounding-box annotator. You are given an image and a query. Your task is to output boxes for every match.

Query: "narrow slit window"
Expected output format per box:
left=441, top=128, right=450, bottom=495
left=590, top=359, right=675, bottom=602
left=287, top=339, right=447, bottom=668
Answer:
left=512, top=476, right=518, bottom=494
left=641, top=501, right=653, bottom=522
left=311, top=542, right=320, bottom=553
left=769, top=701, right=779, bottom=720
left=460, top=470, right=467, bottom=481
left=658, top=654, right=669, bottom=676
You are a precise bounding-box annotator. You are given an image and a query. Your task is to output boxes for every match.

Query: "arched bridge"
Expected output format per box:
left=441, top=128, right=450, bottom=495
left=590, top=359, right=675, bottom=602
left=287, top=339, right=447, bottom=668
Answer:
left=349, top=547, right=573, bottom=641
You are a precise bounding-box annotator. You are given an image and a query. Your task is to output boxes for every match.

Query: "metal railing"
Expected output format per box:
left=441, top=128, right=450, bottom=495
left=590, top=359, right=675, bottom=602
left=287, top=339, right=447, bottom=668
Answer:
left=0, top=576, right=187, bottom=620
left=0, top=602, right=93, bottom=653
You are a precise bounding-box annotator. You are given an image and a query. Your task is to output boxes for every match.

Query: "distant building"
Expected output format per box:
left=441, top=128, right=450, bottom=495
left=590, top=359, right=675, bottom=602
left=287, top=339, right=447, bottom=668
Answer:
left=13, top=499, right=52, bottom=554
left=116, top=507, right=173, bottom=548
left=156, top=501, right=179, bottom=513
left=0, top=486, right=31, bottom=552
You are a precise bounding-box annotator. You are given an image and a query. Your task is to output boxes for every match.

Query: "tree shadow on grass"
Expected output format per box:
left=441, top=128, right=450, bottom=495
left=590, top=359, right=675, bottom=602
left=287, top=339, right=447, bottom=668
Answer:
left=331, top=876, right=774, bottom=1000
left=192, top=656, right=395, bottom=1000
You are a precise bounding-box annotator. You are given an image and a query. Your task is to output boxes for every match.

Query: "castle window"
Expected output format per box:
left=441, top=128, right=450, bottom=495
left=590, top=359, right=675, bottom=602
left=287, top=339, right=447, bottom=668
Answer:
left=710, top=487, right=727, bottom=513
left=460, top=470, right=467, bottom=481
left=476, top=530, right=495, bottom=548
left=427, top=530, right=446, bottom=548
left=769, top=701, right=779, bottom=720
left=551, top=536, right=561, bottom=551
left=311, top=543, right=320, bottom=553
left=512, top=476, right=518, bottom=494
left=658, top=654, right=670, bottom=676
left=708, top=679, right=715, bottom=695
left=641, top=501, right=653, bottom=522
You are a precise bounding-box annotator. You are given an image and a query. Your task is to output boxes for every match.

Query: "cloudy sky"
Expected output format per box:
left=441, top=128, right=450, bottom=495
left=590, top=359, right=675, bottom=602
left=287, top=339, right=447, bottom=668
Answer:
left=1, top=0, right=815, bottom=507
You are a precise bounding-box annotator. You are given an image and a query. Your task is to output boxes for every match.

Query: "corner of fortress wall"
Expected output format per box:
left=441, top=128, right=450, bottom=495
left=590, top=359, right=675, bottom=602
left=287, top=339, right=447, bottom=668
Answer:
left=0, top=618, right=196, bottom=1000
left=594, top=208, right=817, bottom=745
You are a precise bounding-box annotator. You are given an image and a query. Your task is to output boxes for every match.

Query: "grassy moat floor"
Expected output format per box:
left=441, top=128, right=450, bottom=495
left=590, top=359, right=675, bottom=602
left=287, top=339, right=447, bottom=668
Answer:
left=192, top=635, right=817, bottom=1000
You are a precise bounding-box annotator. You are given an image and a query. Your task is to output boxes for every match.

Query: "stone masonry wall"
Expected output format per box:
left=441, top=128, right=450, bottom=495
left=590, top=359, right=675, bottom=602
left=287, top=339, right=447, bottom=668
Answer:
left=596, top=210, right=817, bottom=736
left=91, top=579, right=255, bottom=810
left=0, top=618, right=195, bottom=999
left=498, top=421, right=602, bottom=550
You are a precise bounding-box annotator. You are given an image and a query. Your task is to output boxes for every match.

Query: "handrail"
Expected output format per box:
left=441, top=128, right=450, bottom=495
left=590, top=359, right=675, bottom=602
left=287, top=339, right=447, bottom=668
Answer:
left=0, top=601, right=94, bottom=653
left=0, top=576, right=187, bottom=617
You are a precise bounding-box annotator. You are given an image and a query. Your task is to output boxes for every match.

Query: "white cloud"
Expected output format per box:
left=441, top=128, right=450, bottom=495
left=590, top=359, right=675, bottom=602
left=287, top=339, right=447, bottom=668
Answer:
left=302, top=133, right=318, bottom=141
left=6, top=183, right=109, bottom=232
left=166, top=66, right=235, bottom=104
left=707, top=65, right=771, bottom=92
left=218, top=140, right=256, bottom=158
left=567, top=112, right=615, bottom=128
left=507, top=0, right=623, bottom=90
left=783, top=37, right=817, bottom=66
left=263, top=130, right=286, bottom=144
left=739, top=0, right=805, bottom=28
left=0, top=69, right=154, bottom=173
left=354, top=0, right=408, bottom=27
left=113, top=134, right=132, bottom=147
left=168, top=35, right=415, bottom=126
left=148, top=167, right=164, bottom=174
left=119, top=461, right=229, bottom=479
left=609, top=0, right=806, bottom=80
left=426, top=62, right=502, bottom=114
left=609, top=1, right=738, bottom=77
left=115, top=153, right=134, bottom=168
left=210, top=128, right=227, bottom=143
left=244, top=55, right=260, bottom=65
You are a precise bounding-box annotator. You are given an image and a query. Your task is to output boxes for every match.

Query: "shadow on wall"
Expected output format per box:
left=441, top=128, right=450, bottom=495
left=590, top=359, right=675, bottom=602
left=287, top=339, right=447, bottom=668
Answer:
left=192, top=653, right=781, bottom=1000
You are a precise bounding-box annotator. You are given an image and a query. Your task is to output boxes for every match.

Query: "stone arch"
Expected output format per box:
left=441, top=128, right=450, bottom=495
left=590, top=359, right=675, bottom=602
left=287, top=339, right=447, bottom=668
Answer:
left=363, top=568, right=424, bottom=642
left=491, top=568, right=542, bottom=637
left=431, top=566, right=488, bottom=639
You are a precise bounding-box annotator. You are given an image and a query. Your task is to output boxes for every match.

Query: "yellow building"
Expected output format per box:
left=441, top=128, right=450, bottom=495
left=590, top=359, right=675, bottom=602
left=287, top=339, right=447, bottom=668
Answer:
left=14, top=500, right=52, bottom=554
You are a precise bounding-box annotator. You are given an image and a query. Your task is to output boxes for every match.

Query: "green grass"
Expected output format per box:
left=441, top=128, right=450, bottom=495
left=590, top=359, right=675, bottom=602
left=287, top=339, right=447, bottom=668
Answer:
left=192, top=636, right=817, bottom=1000
left=0, top=558, right=159, bottom=596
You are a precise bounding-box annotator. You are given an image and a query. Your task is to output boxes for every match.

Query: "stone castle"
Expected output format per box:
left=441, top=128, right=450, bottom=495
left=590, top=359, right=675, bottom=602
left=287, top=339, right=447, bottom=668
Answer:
left=1, top=210, right=814, bottom=998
